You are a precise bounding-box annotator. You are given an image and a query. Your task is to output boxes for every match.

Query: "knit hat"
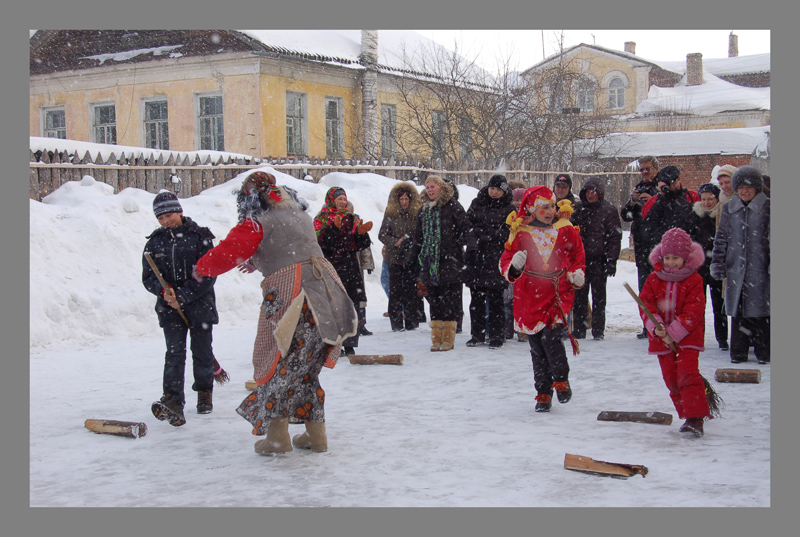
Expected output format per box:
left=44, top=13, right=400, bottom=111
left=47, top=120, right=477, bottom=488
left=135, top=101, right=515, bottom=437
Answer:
left=488, top=174, right=510, bottom=192
left=698, top=183, right=721, bottom=199
left=732, top=165, right=763, bottom=193
left=153, top=191, right=182, bottom=217
left=657, top=165, right=681, bottom=184
left=717, top=164, right=737, bottom=179
left=512, top=188, right=526, bottom=202
left=660, top=227, right=693, bottom=261
left=553, top=173, right=572, bottom=189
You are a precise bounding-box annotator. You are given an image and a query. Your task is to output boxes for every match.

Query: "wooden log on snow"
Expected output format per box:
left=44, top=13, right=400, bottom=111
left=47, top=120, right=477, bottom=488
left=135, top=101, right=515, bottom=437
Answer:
left=84, top=419, right=147, bottom=439
left=597, top=411, right=673, bottom=425
left=564, top=453, right=648, bottom=479
left=714, top=368, right=761, bottom=384
left=348, top=354, right=404, bottom=365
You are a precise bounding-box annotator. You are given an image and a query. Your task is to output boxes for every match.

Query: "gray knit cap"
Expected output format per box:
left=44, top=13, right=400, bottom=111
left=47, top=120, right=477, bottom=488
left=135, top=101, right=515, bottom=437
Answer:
left=153, top=191, right=183, bottom=217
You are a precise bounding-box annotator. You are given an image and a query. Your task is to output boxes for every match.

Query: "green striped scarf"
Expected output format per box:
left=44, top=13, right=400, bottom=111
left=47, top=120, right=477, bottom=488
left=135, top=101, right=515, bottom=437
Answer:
left=419, top=203, right=442, bottom=284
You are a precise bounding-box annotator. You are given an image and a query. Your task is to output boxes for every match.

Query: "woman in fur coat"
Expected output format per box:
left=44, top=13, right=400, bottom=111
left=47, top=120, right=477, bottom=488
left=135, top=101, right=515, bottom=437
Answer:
left=195, top=171, right=358, bottom=455
left=686, top=183, right=728, bottom=350
left=313, top=187, right=373, bottom=356
left=379, top=181, right=422, bottom=332
left=639, top=227, right=710, bottom=437
left=409, top=175, right=471, bottom=352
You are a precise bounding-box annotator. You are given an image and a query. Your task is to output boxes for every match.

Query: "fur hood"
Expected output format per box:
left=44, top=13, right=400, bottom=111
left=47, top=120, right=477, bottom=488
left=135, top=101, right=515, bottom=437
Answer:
left=421, top=175, right=455, bottom=209
left=692, top=201, right=718, bottom=219
left=384, top=181, right=422, bottom=219
left=649, top=240, right=705, bottom=272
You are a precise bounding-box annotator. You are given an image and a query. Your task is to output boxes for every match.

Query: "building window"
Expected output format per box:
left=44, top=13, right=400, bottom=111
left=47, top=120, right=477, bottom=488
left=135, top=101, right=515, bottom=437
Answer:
left=42, top=107, right=66, bottom=139
left=325, top=96, right=344, bottom=158
left=91, top=103, right=116, bottom=144
left=459, top=116, right=472, bottom=160
left=577, top=80, right=595, bottom=112
left=607, top=77, right=626, bottom=110
left=381, top=104, right=397, bottom=158
left=143, top=99, right=169, bottom=150
left=432, top=110, right=446, bottom=161
left=197, top=93, right=224, bottom=151
left=286, top=91, right=307, bottom=157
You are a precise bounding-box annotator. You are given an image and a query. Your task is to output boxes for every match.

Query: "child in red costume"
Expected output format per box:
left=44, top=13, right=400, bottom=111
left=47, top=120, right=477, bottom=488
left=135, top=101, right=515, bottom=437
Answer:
left=500, top=186, right=586, bottom=412
left=639, top=227, right=710, bottom=437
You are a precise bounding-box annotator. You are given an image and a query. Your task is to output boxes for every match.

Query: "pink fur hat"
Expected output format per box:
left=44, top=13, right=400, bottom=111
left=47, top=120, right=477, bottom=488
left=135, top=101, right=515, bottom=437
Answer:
left=649, top=227, right=705, bottom=270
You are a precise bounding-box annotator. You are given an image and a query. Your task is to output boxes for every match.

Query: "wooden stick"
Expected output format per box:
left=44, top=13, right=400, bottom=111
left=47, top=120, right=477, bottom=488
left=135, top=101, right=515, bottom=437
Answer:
left=623, top=282, right=677, bottom=352
left=144, top=253, right=190, bottom=327
left=714, top=368, right=761, bottom=384
left=84, top=419, right=147, bottom=439
left=348, top=354, right=403, bottom=365
left=564, top=453, right=648, bottom=479
left=597, top=411, right=673, bottom=425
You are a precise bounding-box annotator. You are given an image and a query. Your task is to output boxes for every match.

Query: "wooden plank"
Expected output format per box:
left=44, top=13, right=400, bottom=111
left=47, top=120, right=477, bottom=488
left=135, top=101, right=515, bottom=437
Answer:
left=597, top=411, right=673, bottom=425
left=564, top=453, right=648, bottom=479
left=84, top=419, right=147, bottom=439
left=714, top=368, right=761, bottom=384
left=348, top=354, right=403, bottom=365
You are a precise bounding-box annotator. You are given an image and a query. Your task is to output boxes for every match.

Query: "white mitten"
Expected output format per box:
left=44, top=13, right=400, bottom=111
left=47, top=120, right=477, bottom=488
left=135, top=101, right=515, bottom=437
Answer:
left=511, top=250, right=528, bottom=270
left=567, top=270, right=585, bottom=288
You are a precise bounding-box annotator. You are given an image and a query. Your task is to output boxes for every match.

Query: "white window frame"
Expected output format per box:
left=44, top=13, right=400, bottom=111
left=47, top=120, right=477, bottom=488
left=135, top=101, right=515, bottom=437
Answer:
left=41, top=106, right=66, bottom=139
left=325, top=96, right=344, bottom=158
left=194, top=92, right=225, bottom=151
left=90, top=102, right=117, bottom=145
left=286, top=91, right=308, bottom=157
left=142, top=97, right=169, bottom=150
left=603, top=72, right=629, bottom=110
left=381, top=103, right=397, bottom=158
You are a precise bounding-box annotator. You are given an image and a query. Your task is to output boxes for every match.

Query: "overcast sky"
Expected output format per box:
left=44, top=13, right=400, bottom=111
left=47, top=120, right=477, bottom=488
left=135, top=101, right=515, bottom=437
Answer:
left=419, top=29, right=771, bottom=73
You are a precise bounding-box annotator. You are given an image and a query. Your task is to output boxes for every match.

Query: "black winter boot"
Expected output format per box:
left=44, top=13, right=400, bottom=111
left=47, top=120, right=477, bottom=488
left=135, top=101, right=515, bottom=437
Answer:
left=197, top=390, right=213, bottom=414
left=534, top=393, right=552, bottom=413
left=679, top=417, right=704, bottom=437
left=553, top=380, right=572, bottom=403
left=152, top=394, right=186, bottom=427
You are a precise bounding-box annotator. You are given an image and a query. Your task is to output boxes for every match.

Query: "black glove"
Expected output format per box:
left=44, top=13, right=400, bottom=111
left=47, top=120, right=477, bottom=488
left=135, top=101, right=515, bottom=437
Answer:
left=367, top=269, right=373, bottom=275
left=605, top=258, right=617, bottom=277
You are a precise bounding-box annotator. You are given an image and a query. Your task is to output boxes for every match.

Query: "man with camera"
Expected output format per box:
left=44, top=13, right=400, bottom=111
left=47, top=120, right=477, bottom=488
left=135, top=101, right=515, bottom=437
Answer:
left=621, top=156, right=660, bottom=338
left=640, top=165, right=700, bottom=261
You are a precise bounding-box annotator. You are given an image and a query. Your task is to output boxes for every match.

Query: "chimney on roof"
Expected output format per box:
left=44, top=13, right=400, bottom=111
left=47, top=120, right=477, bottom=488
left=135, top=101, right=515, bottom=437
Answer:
left=686, top=53, right=703, bottom=86
left=728, top=32, right=739, bottom=57
left=624, top=41, right=636, bottom=55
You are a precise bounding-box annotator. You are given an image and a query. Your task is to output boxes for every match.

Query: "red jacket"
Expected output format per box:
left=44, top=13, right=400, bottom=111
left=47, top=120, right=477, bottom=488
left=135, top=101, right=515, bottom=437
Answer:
left=500, top=224, right=585, bottom=334
left=639, top=262, right=706, bottom=355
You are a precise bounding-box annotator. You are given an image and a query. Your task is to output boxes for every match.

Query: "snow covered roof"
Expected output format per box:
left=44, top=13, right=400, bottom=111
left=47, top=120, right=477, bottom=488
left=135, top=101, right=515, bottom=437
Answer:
left=650, top=53, right=770, bottom=77
left=582, top=125, right=770, bottom=158
left=637, top=72, right=770, bottom=115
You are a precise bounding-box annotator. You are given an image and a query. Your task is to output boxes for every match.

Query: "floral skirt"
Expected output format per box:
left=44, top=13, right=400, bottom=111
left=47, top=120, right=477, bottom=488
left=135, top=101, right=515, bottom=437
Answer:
left=236, top=300, right=332, bottom=435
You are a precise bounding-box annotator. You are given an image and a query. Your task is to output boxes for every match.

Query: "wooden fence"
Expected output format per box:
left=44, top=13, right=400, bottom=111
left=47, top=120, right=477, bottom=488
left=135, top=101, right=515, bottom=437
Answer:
left=29, top=149, right=639, bottom=218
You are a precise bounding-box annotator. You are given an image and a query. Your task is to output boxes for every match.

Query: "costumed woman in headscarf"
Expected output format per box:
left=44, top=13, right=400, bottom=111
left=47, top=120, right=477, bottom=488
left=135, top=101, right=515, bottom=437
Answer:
left=195, top=171, right=357, bottom=455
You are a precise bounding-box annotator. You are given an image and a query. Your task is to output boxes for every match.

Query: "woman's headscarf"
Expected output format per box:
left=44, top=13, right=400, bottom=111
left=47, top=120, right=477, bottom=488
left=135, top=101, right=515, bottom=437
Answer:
left=313, top=187, right=352, bottom=236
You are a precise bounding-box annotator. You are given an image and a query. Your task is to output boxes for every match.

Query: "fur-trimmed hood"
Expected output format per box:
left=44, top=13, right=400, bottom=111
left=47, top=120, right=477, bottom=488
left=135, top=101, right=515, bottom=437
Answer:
left=421, top=175, right=455, bottom=209
left=649, top=240, right=705, bottom=272
left=384, top=181, right=422, bottom=219
left=692, top=201, right=719, bottom=219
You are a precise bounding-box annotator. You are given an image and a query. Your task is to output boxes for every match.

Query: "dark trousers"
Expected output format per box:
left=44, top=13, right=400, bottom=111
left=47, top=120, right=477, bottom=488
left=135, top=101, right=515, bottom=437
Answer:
left=427, top=283, right=462, bottom=322
left=388, top=263, right=419, bottom=330
left=468, top=286, right=505, bottom=342
left=572, top=257, right=608, bottom=338
left=343, top=297, right=361, bottom=349
left=731, top=315, right=770, bottom=362
left=162, top=322, right=214, bottom=404
left=528, top=326, right=570, bottom=396
left=704, top=279, right=728, bottom=344
left=636, top=260, right=653, bottom=330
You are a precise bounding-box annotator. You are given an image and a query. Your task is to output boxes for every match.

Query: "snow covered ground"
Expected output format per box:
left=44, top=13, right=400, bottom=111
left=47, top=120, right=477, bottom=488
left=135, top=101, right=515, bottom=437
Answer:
left=28, top=167, right=772, bottom=511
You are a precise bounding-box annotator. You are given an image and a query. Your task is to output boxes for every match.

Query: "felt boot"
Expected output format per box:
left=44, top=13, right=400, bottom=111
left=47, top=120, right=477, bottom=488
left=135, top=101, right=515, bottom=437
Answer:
left=254, top=418, right=293, bottom=455
left=292, top=421, right=328, bottom=452
left=196, top=390, right=213, bottom=414
left=440, top=321, right=457, bottom=351
left=429, top=320, right=444, bottom=352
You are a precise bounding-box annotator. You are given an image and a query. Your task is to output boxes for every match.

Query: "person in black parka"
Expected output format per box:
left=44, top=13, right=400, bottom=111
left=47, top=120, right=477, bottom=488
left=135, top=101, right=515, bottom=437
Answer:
left=143, top=191, right=218, bottom=426
left=464, top=174, right=516, bottom=348
left=570, top=176, right=623, bottom=340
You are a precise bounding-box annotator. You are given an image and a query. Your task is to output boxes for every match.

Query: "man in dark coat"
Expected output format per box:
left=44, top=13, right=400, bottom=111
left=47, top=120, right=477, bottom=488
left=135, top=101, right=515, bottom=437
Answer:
left=620, top=156, right=660, bottom=339
left=710, top=166, right=770, bottom=364
left=552, top=173, right=579, bottom=227
left=464, top=174, right=515, bottom=348
left=143, top=191, right=218, bottom=426
left=640, top=165, right=700, bottom=257
left=570, top=176, right=622, bottom=340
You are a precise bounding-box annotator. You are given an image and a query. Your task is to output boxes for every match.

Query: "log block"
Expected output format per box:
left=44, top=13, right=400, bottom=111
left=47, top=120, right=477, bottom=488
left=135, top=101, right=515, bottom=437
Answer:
left=714, top=368, right=761, bottom=384
left=245, top=380, right=258, bottom=391
left=84, top=419, right=147, bottom=439
left=597, top=411, right=673, bottom=425
left=564, top=453, right=648, bottom=479
left=348, top=354, right=403, bottom=365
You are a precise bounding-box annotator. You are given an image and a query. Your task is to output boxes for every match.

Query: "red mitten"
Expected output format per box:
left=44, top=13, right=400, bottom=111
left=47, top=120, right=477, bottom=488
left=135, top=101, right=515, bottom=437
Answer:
left=357, top=221, right=373, bottom=234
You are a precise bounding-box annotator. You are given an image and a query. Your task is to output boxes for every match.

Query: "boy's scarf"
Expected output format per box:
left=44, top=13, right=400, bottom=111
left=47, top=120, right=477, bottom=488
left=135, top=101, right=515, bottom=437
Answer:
left=419, top=203, right=442, bottom=284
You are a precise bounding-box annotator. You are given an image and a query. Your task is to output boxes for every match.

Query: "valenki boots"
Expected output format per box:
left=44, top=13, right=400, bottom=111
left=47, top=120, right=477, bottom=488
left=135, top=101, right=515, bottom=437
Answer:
left=440, top=321, right=457, bottom=351
left=254, top=417, right=293, bottom=455
left=292, top=421, right=328, bottom=452
left=429, top=320, right=444, bottom=351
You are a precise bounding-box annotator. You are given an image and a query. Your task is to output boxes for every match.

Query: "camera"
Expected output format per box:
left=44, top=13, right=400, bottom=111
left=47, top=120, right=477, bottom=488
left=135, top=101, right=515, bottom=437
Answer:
left=660, top=184, right=671, bottom=195
left=634, top=186, right=650, bottom=194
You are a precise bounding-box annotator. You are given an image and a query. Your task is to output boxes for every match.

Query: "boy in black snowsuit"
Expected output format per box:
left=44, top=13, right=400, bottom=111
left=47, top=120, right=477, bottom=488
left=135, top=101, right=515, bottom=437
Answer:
left=143, top=191, right=218, bottom=426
